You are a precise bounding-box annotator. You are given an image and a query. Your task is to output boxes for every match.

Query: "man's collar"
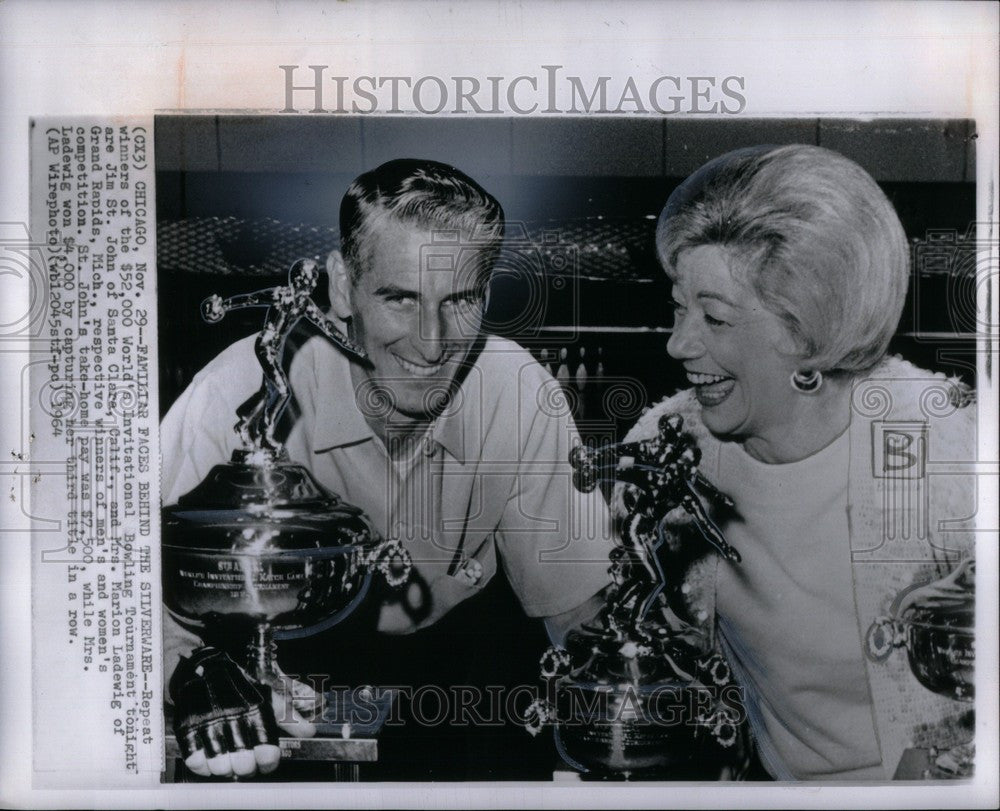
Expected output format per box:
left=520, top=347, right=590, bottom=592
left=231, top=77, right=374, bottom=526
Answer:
left=429, top=399, right=466, bottom=464
left=311, top=339, right=379, bottom=452
left=309, top=338, right=468, bottom=464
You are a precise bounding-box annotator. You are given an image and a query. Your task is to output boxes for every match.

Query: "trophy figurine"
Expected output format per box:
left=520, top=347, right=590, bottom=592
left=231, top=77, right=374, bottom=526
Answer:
left=161, top=259, right=412, bottom=694
left=525, top=414, right=750, bottom=779
left=865, top=557, right=975, bottom=778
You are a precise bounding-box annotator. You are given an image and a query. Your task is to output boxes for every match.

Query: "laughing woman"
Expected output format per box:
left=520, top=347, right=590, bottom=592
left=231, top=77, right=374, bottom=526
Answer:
left=621, top=145, right=976, bottom=780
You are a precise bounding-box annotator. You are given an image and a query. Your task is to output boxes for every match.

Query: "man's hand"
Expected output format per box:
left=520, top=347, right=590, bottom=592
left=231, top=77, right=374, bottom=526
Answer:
left=169, top=647, right=321, bottom=778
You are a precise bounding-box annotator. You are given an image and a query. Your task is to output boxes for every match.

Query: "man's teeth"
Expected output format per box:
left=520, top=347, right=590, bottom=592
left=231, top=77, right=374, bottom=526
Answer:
left=396, top=355, right=446, bottom=377
left=687, top=372, right=730, bottom=385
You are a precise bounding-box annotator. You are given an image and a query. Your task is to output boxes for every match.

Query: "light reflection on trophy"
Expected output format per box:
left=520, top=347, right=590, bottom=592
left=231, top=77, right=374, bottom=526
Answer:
left=524, top=414, right=750, bottom=779
left=865, top=558, right=975, bottom=778
left=161, top=259, right=411, bottom=692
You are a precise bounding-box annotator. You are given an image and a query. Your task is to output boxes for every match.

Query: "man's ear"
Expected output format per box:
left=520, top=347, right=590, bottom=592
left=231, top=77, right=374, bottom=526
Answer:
left=327, top=251, right=353, bottom=320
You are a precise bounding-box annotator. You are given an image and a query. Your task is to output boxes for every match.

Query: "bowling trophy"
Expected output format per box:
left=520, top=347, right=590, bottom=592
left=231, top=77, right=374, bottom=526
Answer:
left=524, top=414, right=750, bottom=779
left=865, top=558, right=975, bottom=778
left=161, top=259, right=412, bottom=695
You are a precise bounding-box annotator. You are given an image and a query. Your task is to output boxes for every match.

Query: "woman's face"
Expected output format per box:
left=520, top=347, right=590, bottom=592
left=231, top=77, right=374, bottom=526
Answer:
left=666, top=244, right=803, bottom=444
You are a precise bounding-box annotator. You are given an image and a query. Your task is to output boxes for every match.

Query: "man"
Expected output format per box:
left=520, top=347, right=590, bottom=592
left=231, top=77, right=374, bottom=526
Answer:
left=161, top=159, right=613, bottom=778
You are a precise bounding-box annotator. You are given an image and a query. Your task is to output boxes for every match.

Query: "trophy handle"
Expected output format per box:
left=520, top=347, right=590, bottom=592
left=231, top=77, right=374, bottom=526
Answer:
left=369, top=539, right=413, bottom=588
left=271, top=540, right=413, bottom=642
left=866, top=557, right=976, bottom=666
left=864, top=616, right=905, bottom=663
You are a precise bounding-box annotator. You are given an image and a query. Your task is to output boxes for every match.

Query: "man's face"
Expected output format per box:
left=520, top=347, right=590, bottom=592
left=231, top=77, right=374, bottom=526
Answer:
left=341, top=219, right=489, bottom=421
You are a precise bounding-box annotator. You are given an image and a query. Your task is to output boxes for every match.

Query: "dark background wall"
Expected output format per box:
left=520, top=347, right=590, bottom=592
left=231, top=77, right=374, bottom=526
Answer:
left=155, top=116, right=979, bottom=439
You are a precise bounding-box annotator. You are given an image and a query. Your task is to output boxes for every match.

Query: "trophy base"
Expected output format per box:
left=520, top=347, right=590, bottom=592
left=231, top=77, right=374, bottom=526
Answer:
left=547, top=678, right=748, bottom=780
left=553, top=723, right=740, bottom=781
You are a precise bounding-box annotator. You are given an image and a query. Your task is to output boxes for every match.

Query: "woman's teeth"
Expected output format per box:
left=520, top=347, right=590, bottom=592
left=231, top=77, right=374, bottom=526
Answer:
left=687, top=372, right=736, bottom=406
left=687, top=372, right=729, bottom=386
left=395, top=355, right=446, bottom=377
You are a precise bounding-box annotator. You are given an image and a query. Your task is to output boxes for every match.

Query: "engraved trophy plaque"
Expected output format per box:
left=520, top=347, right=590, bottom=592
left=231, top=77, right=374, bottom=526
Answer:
left=161, top=259, right=412, bottom=693
left=525, top=415, right=750, bottom=779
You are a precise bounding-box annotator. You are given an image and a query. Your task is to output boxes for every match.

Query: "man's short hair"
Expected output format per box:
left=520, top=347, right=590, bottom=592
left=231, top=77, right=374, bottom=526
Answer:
left=339, top=158, right=505, bottom=288
left=656, top=144, right=909, bottom=375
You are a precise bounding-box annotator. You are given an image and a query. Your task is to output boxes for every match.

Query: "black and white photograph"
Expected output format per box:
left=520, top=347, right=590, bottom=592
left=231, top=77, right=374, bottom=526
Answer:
left=1, top=1, right=997, bottom=808
left=154, top=116, right=980, bottom=784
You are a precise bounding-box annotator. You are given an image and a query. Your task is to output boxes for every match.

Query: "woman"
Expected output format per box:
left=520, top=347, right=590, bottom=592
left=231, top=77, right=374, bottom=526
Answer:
left=620, top=145, right=976, bottom=780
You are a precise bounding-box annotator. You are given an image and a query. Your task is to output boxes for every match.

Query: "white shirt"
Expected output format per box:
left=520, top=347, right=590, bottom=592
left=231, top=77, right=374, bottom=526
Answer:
left=712, top=429, right=884, bottom=780
left=161, top=333, right=614, bottom=638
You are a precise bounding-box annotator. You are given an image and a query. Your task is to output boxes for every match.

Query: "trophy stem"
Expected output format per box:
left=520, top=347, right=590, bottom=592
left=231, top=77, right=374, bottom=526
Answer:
left=247, top=621, right=283, bottom=689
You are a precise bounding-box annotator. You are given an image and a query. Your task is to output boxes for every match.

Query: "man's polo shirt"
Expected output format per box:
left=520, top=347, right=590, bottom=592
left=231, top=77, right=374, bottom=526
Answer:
left=161, top=333, right=614, bottom=638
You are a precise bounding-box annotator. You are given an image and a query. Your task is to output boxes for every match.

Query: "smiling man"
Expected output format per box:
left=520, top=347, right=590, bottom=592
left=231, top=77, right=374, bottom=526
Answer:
left=326, top=162, right=501, bottom=454
left=159, top=159, right=614, bottom=779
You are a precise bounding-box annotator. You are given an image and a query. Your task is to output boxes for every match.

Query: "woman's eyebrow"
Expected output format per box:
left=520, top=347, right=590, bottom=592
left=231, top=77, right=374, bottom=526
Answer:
left=696, top=290, right=739, bottom=308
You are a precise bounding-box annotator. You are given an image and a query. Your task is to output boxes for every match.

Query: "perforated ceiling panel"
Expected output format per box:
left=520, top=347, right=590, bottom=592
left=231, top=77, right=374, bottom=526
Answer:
left=156, top=216, right=661, bottom=282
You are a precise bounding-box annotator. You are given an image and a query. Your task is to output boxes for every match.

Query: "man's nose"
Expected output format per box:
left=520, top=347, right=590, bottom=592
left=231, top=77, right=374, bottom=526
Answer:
left=666, top=315, right=703, bottom=360
left=414, top=308, right=446, bottom=363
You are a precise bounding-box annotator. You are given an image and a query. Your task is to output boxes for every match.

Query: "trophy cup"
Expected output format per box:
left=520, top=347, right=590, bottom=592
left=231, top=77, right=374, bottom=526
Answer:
left=161, top=259, right=412, bottom=694
left=865, top=558, right=975, bottom=778
left=524, top=414, right=750, bottom=779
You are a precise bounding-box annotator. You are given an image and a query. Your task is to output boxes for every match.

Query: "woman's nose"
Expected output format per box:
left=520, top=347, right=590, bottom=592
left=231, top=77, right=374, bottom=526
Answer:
left=666, top=315, right=703, bottom=360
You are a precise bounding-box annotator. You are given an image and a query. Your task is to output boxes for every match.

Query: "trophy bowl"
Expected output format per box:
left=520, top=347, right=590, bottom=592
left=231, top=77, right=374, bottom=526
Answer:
left=865, top=559, right=975, bottom=703
left=547, top=626, right=745, bottom=779
left=864, top=559, right=975, bottom=777
left=553, top=682, right=738, bottom=778
left=901, top=589, right=974, bottom=702
left=162, top=454, right=378, bottom=635
left=162, top=450, right=411, bottom=688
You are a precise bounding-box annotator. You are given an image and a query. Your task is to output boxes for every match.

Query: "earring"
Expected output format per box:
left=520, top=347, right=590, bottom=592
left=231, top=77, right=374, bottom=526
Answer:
left=790, top=369, right=823, bottom=393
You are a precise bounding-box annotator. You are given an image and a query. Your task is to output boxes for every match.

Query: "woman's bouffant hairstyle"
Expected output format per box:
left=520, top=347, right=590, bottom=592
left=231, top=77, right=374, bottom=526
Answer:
left=340, top=158, right=505, bottom=290
left=656, top=144, right=909, bottom=374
